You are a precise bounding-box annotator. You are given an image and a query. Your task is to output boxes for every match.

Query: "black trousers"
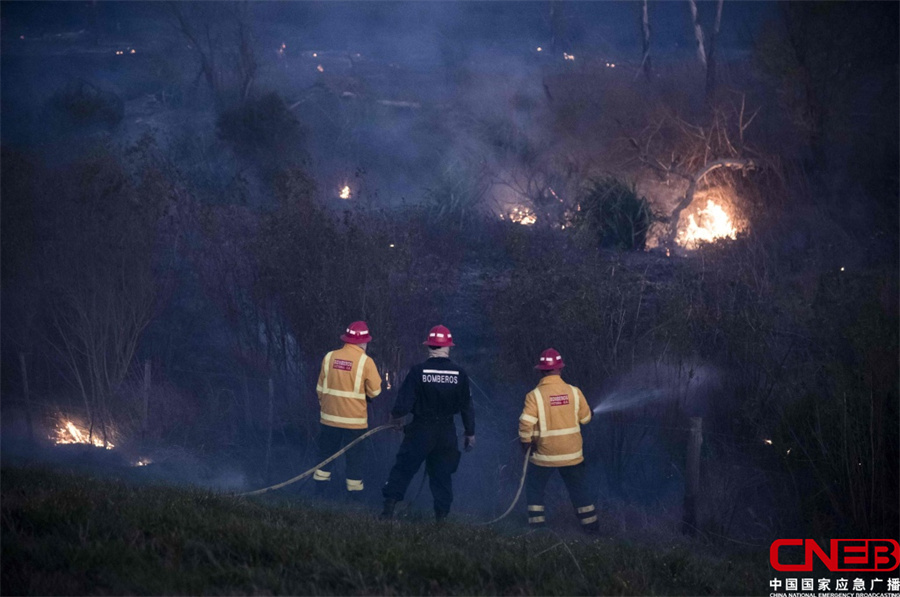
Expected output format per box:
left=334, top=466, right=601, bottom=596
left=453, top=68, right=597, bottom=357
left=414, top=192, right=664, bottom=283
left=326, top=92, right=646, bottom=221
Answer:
left=525, top=462, right=597, bottom=527
left=314, top=424, right=366, bottom=490
left=382, top=420, right=461, bottom=515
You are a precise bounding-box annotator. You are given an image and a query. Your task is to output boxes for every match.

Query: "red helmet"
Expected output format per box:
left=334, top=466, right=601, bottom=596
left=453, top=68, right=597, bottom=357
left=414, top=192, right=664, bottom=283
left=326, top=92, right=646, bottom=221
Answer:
left=535, top=348, right=565, bottom=370
left=423, top=324, right=455, bottom=347
left=341, top=321, right=372, bottom=344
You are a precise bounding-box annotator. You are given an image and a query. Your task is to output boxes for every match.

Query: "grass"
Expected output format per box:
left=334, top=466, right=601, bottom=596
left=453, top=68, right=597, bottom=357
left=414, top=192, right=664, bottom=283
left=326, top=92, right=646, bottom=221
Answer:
left=0, top=466, right=772, bottom=595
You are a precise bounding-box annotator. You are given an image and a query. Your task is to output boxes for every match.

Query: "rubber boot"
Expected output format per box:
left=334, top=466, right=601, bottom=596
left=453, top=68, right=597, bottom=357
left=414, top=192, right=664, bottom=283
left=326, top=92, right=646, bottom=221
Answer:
left=582, top=519, right=600, bottom=535
left=380, top=498, right=397, bottom=520
left=314, top=480, right=329, bottom=499
left=347, top=491, right=363, bottom=504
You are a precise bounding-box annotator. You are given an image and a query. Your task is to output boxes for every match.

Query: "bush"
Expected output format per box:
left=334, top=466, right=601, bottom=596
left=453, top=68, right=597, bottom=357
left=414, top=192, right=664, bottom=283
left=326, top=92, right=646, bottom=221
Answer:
left=574, top=177, right=653, bottom=250
left=46, top=79, right=124, bottom=131
left=216, top=93, right=305, bottom=164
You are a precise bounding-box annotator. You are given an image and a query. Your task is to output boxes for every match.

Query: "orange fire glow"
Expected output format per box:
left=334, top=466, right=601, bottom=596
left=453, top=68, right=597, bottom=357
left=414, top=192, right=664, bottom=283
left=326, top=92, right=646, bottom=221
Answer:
left=676, top=199, right=738, bottom=249
left=508, top=206, right=537, bottom=226
left=53, top=417, right=114, bottom=449
left=339, top=185, right=351, bottom=200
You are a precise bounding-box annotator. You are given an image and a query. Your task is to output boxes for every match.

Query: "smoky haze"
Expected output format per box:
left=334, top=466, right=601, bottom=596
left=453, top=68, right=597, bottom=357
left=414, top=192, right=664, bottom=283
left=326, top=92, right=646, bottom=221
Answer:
left=1, top=0, right=897, bottom=553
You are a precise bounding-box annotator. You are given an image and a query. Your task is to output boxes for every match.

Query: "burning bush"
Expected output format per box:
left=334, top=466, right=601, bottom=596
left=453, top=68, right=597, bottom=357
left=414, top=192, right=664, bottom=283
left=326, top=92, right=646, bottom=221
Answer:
left=573, top=177, right=653, bottom=251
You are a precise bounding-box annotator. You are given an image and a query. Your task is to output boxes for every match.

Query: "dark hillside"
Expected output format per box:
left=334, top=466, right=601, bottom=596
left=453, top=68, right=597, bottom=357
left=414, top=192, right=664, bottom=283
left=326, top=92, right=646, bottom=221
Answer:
left=1, top=466, right=770, bottom=596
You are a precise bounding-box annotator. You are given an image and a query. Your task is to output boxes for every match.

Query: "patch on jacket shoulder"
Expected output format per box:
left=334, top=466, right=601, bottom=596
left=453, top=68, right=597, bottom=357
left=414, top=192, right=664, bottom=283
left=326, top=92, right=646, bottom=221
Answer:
left=333, top=359, right=353, bottom=371
left=549, top=394, right=570, bottom=406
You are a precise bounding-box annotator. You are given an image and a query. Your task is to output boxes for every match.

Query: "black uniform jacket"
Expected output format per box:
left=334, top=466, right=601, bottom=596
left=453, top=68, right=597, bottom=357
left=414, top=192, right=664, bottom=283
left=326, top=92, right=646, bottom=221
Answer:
left=391, top=357, right=475, bottom=436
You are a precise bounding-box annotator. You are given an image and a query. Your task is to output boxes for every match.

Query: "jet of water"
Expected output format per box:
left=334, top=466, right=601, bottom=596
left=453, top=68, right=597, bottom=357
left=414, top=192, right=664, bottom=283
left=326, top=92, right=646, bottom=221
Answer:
left=592, top=388, right=668, bottom=415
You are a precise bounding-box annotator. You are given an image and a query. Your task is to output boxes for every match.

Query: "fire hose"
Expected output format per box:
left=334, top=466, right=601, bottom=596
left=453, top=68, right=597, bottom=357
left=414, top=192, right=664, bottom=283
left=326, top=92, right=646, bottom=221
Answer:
left=476, top=445, right=531, bottom=525
left=237, top=425, right=532, bottom=527
left=237, top=424, right=395, bottom=497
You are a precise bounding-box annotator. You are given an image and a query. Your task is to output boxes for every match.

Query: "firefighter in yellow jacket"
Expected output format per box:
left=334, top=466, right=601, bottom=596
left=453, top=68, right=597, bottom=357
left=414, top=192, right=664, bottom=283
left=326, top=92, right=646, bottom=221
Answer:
left=313, top=320, right=383, bottom=498
left=518, top=348, right=599, bottom=533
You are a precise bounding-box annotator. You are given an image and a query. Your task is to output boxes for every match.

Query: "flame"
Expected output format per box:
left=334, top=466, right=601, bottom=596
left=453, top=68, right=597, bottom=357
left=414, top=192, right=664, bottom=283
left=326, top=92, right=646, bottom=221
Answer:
left=536, top=46, right=542, bottom=52
left=53, top=417, right=114, bottom=449
left=134, top=457, right=153, bottom=467
left=339, top=185, right=351, bottom=200
left=563, top=53, right=575, bottom=61
left=676, top=200, right=737, bottom=249
left=130, top=49, right=136, bottom=54
left=508, top=206, right=537, bottom=226
left=317, top=65, right=324, bottom=73
left=548, top=187, right=563, bottom=203
left=116, top=50, right=123, bottom=55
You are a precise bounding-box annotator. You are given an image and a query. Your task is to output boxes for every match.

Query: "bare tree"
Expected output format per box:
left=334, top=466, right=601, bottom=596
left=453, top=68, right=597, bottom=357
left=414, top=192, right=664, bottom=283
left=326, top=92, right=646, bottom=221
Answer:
left=636, top=0, right=653, bottom=82
left=705, top=0, right=724, bottom=101
left=687, top=0, right=707, bottom=68
left=39, top=150, right=173, bottom=445
left=687, top=0, right=724, bottom=101
left=169, top=2, right=257, bottom=109
left=624, top=96, right=761, bottom=246
left=47, top=256, right=158, bottom=445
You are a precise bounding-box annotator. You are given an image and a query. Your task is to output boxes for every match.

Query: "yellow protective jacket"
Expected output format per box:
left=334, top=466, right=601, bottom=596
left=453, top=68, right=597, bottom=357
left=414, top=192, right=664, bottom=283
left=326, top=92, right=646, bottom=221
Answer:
left=316, top=343, right=382, bottom=429
left=518, top=374, right=592, bottom=467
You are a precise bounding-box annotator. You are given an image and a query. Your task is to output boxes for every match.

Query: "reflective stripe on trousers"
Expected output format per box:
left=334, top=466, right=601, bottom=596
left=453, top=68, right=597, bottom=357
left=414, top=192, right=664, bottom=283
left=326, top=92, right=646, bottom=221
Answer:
left=315, top=424, right=366, bottom=488
left=525, top=461, right=594, bottom=523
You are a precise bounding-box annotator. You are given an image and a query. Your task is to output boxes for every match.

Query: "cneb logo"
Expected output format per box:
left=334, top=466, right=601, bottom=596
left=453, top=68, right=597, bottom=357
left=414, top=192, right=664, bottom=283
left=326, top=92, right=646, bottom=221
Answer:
left=770, top=539, right=899, bottom=572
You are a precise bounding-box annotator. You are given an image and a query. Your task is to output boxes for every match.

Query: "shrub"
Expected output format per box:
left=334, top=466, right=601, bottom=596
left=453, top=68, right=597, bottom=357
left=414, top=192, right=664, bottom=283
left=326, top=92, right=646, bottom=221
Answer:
left=216, top=93, right=305, bottom=164
left=46, top=79, right=124, bottom=131
left=574, top=177, right=653, bottom=250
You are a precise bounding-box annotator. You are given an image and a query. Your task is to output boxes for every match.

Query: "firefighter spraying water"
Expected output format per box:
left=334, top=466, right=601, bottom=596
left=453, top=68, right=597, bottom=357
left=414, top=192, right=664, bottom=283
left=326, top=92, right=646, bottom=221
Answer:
left=519, top=348, right=599, bottom=534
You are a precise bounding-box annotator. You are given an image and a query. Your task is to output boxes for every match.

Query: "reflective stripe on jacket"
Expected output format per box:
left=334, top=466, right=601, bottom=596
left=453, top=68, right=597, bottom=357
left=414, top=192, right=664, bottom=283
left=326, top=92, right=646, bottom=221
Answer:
left=316, top=343, right=382, bottom=429
left=518, top=374, right=592, bottom=467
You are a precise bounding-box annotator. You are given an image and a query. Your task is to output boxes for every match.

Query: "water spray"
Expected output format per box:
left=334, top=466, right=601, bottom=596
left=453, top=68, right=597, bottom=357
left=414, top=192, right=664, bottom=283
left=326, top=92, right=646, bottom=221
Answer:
left=592, top=388, right=668, bottom=415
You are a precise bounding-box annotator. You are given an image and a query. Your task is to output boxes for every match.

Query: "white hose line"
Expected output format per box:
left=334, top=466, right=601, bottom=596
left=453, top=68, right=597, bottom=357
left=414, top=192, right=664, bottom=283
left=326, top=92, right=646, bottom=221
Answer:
left=240, top=426, right=532, bottom=527
left=237, top=424, right=395, bottom=497
left=477, top=445, right=532, bottom=526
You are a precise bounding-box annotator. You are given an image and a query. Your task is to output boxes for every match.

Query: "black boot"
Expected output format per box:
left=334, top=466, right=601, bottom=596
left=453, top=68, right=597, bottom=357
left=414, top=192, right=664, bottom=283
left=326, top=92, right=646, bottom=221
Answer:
left=314, top=480, right=329, bottom=499
left=582, top=519, right=600, bottom=535
left=435, top=510, right=449, bottom=523
left=380, top=498, right=397, bottom=520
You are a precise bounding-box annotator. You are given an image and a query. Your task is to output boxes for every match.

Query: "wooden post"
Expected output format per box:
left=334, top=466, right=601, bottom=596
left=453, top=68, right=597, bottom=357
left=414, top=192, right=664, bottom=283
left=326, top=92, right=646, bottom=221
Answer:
left=19, top=352, right=34, bottom=442
left=264, top=378, right=274, bottom=481
left=142, top=360, right=151, bottom=439
left=682, top=417, right=703, bottom=535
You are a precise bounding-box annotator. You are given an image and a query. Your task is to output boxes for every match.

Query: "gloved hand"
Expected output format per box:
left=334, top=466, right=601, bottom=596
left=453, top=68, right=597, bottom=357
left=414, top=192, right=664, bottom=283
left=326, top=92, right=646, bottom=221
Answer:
left=464, top=435, right=476, bottom=452
left=520, top=441, right=533, bottom=454
left=389, top=416, right=404, bottom=430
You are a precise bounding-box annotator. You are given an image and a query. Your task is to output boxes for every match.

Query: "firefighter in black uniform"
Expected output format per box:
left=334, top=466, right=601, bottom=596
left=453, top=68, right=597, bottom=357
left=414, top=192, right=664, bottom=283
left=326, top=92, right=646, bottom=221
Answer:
left=381, top=324, right=476, bottom=521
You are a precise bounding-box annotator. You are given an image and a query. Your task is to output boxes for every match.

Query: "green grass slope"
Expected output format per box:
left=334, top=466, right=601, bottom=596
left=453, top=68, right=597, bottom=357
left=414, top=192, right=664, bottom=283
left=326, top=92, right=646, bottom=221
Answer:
left=1, top=467, right=770, bottom=595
